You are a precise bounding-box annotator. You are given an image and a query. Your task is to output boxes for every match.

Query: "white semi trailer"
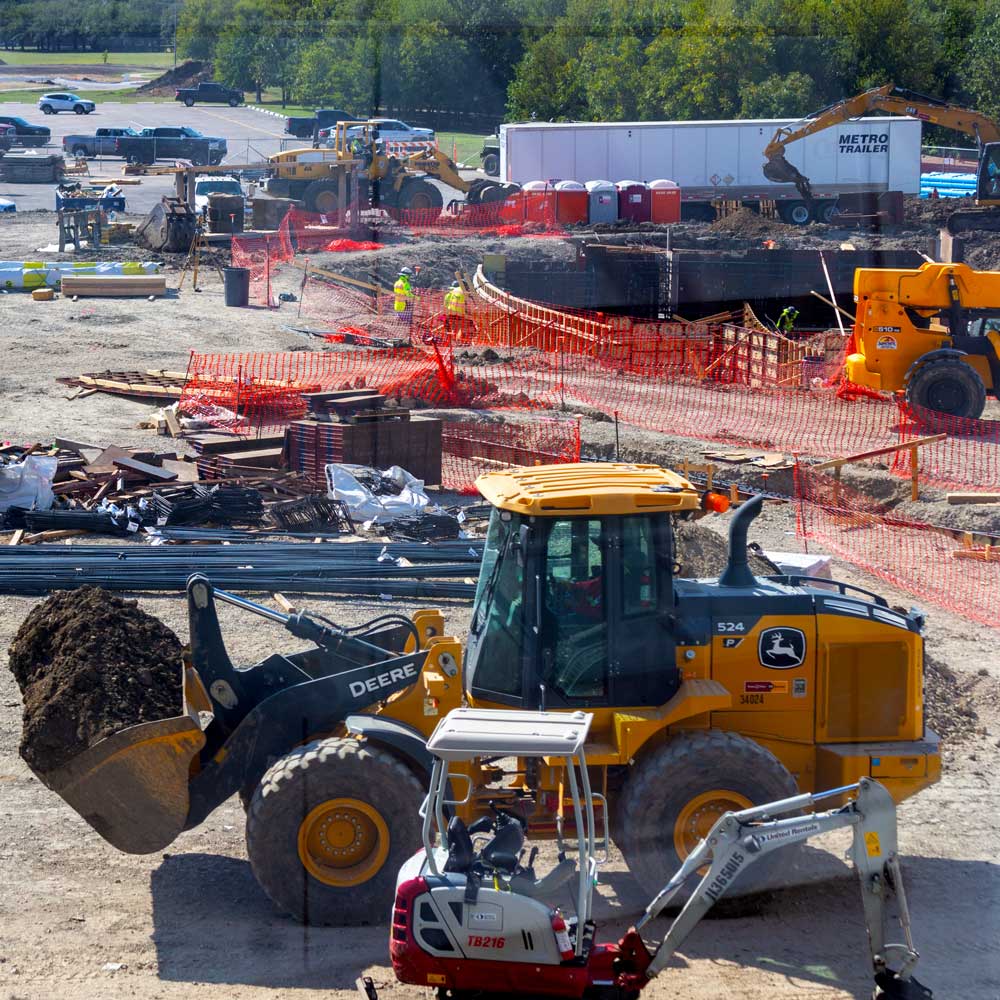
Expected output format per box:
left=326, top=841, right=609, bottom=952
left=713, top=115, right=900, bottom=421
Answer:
left=498, top=117, right=921, bottom=224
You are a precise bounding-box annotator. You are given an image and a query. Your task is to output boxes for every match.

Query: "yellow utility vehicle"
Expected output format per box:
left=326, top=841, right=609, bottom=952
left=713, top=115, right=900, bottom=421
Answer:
left=848, top=261, right=1000, bottom=418
left=34, top=463, right=940, bottom=924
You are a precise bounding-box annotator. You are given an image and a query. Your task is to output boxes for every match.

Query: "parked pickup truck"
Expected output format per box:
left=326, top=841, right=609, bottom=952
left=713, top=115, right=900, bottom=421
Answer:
left=284, top=108, right=359, bottom=139
left=174, top=81, right=243, bottom=107
left=115, top=127, right=227, bottom=166
left=0, top=115, right=50, bottom=148
left=62, top=127, right=139, bottom=158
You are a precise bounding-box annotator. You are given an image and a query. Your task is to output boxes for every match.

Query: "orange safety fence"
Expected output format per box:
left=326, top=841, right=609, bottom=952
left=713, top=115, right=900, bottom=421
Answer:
left=230, top=230, right=294, bottom=307
left=794, top=463, right=1000, bottom=627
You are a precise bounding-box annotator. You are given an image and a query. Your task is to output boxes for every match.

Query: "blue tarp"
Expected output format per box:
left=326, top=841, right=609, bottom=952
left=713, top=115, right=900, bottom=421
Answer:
left=0, top=199, right=15, bottom=213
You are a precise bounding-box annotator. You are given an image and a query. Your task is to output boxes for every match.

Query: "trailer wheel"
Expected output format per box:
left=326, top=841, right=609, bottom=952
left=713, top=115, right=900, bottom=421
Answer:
left=616, top=730, right=798, bottom=903
left=303, top=180, right=344, bottom=215
left=482, top=152, right=500, bottom=176
left=246, top=737, right=424, bottom=925
left=906, top=357, right=986, bottom=419
left=778, top=200, right=811, bottom=225
left=816, top=201, right=839, bottom=224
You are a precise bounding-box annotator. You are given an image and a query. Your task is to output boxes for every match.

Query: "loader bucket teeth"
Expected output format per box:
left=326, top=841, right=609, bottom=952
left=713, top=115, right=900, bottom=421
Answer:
left=37, top=666, right=209, bottom=854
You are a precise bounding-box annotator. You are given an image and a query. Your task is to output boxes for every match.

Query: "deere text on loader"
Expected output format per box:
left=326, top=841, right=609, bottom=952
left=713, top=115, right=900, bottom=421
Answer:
left=33, top=463, right=941, bottom=925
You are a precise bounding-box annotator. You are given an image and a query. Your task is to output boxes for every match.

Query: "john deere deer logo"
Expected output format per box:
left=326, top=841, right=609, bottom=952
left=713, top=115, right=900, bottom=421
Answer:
left=758, top=628, right=806, bottom=669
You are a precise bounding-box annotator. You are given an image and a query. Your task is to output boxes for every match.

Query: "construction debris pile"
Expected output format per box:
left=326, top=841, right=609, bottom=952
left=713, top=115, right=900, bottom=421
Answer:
left=9, top=587, right=182, bottom=773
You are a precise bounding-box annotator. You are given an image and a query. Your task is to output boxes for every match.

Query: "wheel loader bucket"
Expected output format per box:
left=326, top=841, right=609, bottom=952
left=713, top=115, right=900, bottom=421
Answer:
left=37, top=666, right=210, bottom=854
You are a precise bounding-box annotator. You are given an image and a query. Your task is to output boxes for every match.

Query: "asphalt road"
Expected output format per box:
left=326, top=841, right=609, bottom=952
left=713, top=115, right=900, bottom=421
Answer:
left=0, top=100, right=479, bottom=216
left=2, top=101, right=307, bottom=214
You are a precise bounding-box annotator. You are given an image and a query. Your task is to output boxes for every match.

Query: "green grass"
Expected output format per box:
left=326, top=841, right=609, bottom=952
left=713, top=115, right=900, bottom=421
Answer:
left=0, top=50, right=173, bottom=68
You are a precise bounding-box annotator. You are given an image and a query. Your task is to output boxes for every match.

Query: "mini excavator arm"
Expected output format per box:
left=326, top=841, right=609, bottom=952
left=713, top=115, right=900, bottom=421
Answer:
left=763, top=84, right=1000, bottom=200
left=632, top=778, right=931, bottom=998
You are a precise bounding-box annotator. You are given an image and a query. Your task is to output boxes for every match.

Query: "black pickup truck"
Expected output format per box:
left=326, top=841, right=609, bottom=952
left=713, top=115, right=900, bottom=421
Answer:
left=175, top=82, right=243, bottom=107
left=115, top=127, right=228, bottom=166
left=283, top=108, right=359, bottom=139
left=62, top=127, right=139, bottom=158
left=0, top=115, right=50, bottom=148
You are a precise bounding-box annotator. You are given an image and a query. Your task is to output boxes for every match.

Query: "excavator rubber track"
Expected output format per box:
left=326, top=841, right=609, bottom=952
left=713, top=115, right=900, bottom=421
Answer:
left=945, top=207, right=1000, bottom=236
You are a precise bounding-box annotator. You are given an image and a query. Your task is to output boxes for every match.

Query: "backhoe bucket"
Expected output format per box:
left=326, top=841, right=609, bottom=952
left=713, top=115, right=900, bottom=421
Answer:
left=763, top=154, right=813, bottom=200
left=37, top=666, right=210, bottom=854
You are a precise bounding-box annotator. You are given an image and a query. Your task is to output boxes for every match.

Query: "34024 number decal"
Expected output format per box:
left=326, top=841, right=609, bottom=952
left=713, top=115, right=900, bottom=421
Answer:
left=467, top=935, right=505, bottom=949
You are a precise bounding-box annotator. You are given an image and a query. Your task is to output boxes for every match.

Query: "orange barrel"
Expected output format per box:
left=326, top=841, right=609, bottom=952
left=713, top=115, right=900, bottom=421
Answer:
left=649, top=179, right=681, bottom=223
left=554, top=180, right=588, bottom=224
left=616, top=180, right=651, bottom=223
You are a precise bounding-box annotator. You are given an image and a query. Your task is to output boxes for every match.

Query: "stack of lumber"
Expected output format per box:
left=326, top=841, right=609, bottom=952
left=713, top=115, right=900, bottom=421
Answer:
left=0, top=154, right=65, bottom=183
left=60, top=274, right=167, bottom=298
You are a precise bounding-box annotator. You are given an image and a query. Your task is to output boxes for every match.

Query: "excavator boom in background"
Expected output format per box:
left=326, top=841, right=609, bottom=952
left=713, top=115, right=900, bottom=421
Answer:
left=763, top=84, right=1000, bottom=233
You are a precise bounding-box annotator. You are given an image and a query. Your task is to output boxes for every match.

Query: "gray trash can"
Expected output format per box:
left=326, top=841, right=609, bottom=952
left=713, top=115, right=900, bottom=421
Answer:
left=223, top=266, right=250, bottom=307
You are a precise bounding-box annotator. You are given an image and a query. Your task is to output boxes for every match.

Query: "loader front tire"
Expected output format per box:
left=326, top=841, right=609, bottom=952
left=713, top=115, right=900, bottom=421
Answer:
left=616, top=730, right=798, bottom=903
left=246, top=737, right=424, bottom=925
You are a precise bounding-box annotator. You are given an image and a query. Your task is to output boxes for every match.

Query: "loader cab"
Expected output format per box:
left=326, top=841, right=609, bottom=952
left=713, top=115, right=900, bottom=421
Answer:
left=466, top=463, right=709, bottom=711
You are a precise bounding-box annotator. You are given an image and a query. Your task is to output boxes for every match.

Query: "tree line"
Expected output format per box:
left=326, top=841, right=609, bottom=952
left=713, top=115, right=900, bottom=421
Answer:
left=4, top=0, right=999, bottom=131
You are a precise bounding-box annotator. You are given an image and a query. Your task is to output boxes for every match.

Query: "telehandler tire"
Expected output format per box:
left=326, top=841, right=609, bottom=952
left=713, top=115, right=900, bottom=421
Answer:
left=246, top=737, right=424, bottom=925
left=616, top=729, right=798, bottom=902
left=906, top=356, right=986, bottom=419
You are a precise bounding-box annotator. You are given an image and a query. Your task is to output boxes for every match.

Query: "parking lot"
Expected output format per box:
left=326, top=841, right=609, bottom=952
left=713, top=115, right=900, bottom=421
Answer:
left=0, top=100, right=302, bottom=213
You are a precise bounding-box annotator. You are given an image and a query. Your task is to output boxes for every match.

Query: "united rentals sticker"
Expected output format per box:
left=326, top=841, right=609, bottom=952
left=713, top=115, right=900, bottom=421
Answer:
left=758, top=628, right=806, bottom=669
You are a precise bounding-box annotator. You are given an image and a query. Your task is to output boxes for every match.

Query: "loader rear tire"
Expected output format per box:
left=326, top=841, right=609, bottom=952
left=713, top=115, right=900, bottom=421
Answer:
left=616, top=730, right=798, bottom=903
left=246, top=737, right=424, bottom=925
left=396, top=178, right=443, bottom=217
left=905, top=357, right=986, bottom=419
left=303, top=180, right=342, bottom=215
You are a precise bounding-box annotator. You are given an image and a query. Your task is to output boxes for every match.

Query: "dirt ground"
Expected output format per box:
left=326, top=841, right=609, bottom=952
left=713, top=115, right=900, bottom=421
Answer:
left=0, top=209, right=998, bottom=1000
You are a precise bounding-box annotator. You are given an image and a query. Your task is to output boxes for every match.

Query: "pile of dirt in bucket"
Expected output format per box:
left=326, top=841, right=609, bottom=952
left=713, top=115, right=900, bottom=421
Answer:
left=674, top=519, right=778, bottom=579
left=9, top=588, right=183, bottom=774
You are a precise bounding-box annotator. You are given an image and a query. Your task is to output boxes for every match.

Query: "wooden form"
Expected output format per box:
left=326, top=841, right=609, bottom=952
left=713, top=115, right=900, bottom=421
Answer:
left=61, top=274, right=167, bottom=298
left=947, top=492, right=1000, bottom=505
left=813, top=434, right=946, bottom=502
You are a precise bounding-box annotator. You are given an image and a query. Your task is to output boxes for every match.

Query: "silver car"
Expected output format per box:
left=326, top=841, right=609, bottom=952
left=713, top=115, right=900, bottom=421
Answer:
left=38, top=93, right=96, bottom=115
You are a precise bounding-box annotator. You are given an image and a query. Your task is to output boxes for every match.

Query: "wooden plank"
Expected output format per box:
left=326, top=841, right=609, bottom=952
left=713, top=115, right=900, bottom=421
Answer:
left=60, top=275, right=167, bottom=298
left=112, top=456, right=178, bottom=481
left=160, top=458, right=200, bottom=482
left=164, top=408, right=182, bottom=438
left=9, top=529, right=23, bottom=546
left=23, top=529, right=88, bottom=544
left=947, top=492, right=1000, bottom=505
left=813, top=434, right=947, bottom=471
left=273, top=593, right=298, bottom=615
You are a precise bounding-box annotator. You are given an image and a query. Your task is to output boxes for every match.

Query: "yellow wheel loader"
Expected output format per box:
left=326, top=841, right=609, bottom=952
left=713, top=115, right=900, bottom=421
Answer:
left=34, top=464, right=941, bottom=924
left=847, top=261, right=1000, bottom=418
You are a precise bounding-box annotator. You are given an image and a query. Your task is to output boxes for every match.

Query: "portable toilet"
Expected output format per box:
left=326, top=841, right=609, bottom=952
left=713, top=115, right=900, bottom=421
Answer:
left=554, top=180, right=587, bottom=225
left=616, top=180, right=651, bottom=223
left=522, top=180, right=555, bottom=225
left=649, top=179, right=681, bottom=223
left=499, top=188, right=525, bottom=224
left=585, top=180, right=617, bottom=224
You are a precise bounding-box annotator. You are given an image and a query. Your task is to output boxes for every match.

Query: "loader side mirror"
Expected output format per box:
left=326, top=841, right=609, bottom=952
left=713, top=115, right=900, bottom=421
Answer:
left=515, top=524, right=531, bottom=568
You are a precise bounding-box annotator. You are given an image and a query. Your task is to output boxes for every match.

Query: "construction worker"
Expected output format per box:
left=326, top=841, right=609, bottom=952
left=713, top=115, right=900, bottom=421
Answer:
left=443, top=280, right=466, bottom=337
left=776, top=306, right=799, bottom=334
left=394, top=267, right=414, bottom=334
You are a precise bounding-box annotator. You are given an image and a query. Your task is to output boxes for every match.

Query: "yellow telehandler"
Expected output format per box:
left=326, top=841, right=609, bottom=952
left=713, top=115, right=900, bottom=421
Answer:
left=32, top=463, right=940, bottom=924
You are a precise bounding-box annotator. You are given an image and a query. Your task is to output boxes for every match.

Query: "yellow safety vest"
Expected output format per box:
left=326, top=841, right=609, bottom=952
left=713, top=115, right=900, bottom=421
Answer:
left=445, top=288, right=465, bottom=316
left=394, top=277, right=412, bottom=312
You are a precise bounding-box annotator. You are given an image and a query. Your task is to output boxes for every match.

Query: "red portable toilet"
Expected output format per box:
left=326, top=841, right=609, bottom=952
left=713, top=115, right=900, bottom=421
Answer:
left=586, top=180, right=617, bottom=224
left=649, top=179, right=681, bottom=223
left=499, top=188, right=525, bottom=224
left=554, top=180, right=587, bottom=225
left=616, top=180, right=651, bottom=223
left=522, top=180, right=555, bottom=225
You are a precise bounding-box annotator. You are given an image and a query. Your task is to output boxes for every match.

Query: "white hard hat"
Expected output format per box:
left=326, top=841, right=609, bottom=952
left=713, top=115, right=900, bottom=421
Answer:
left=400, top=266, right=413, bottom=275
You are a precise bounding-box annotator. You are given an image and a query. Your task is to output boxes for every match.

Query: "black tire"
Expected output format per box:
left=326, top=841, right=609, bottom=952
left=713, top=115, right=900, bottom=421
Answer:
left=72, top=145, right=88, bottom=158
left=778, top=200, right=811, bottom=225
left=184, top=96, right=195, bottom=107
left=396, top=178, right=443, bottom=216
left=209, top=152, right=223, bottom=166
left=482, top=152, right=499, bottom=176
left=74, top=105, right=86, bottom=115
left=229, top=97, right=240, bottom=107
left=815, top=201, right=839, bottom=224
left=616, top=730, right=798, bottom=903
left=41, top=105, right=53, bottom=115
left=246, top=737, right=425, bottom=925
left=303, top=179, right=343, bottom=214
left=906, top=357, right=986, bottom=419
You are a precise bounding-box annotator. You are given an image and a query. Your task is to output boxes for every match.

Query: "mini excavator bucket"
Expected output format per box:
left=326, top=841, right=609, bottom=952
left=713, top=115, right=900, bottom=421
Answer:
left=37, top=665, right=211, bottom=854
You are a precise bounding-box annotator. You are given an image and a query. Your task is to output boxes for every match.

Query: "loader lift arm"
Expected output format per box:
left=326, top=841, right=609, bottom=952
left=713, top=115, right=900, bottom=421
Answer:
left=623, top=777, right=932, bottom=999
left=763, top=83, right=1000, bottom=200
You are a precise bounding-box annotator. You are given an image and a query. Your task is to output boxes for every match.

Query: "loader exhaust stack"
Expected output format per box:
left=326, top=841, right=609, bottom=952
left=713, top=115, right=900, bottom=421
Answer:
left=718, top=493, right=764, bottom=588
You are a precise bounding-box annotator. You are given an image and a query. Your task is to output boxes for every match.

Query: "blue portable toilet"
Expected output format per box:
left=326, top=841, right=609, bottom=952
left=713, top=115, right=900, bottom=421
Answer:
left=585, top=179, right=617, bottom=224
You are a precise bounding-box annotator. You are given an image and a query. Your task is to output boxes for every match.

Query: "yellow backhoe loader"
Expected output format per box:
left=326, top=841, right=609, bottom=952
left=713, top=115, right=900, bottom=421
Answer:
left=763, top=84, right=1000, bottom=232
left=848, top=261, right=1000, bottom=418
left=31, top=464, right=940, bottom=925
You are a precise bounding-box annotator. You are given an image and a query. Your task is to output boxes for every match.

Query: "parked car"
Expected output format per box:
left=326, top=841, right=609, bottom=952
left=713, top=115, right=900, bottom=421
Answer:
left=174, top=82, right=243, bottom=107
left=283, top=108, right=359, bottom=139
left=0, top=115, right=50, bottom=147
left=343, top=118, right=434, bottom=144
left=37, top=93, right=96, bottom=115
left=116, top=127, right=227, bottom=166
left=0, top=125, right=15, bottom=153
left=193, top=175, right=245, bottom=215
left=62, top=127, right=139, bottom=158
